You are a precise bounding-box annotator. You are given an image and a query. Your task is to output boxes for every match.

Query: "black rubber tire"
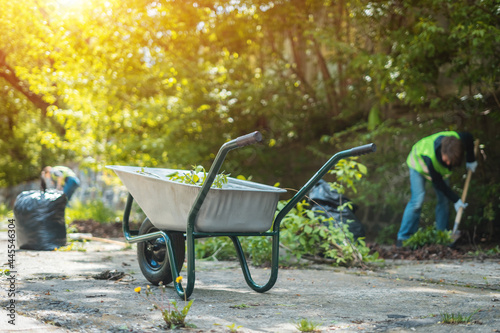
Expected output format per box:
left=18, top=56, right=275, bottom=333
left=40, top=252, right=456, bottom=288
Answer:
left=137, top=218, right=185, bottom=285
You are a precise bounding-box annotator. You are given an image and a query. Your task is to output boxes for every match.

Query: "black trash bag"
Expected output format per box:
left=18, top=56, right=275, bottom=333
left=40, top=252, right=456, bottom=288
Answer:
left=13, top=189, right=67, bottom=250
left=308, top=179, right=365, bottom=240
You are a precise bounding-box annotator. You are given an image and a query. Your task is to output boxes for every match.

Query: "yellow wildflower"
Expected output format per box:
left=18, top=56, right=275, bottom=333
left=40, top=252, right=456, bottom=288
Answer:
left=176, top=276, right=183, bottom=283
left=134, top=287, right=141, bottom=293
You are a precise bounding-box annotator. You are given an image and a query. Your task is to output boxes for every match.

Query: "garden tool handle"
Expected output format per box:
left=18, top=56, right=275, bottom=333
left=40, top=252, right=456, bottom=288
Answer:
left=453, top=139, right=480, bottom=232
left=234, top=131, right=263, bottom=147
left=453, top=174, right=471, bottom=232
left=349, top=143, right=377, bottom=156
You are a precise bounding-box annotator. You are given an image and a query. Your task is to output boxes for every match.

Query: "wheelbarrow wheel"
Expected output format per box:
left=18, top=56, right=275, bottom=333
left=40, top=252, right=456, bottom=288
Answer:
left=137, top=218, right=185, bottom=285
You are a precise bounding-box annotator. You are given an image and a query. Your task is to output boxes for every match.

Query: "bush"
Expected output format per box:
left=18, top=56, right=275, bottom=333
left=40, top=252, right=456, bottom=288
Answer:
left=279, top=200, right=379, bottom=267
left=195, top=236, right=272, bottom=266
left=66, top=200, right=120, bottom=224
left=403, top=226, right=453, bottom=249
left=0, top=203, right=13, bottom=220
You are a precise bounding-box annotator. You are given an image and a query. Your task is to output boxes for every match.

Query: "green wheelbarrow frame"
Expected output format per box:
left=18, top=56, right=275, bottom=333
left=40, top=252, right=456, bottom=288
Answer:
left=120, top=131, right=376, bottom=299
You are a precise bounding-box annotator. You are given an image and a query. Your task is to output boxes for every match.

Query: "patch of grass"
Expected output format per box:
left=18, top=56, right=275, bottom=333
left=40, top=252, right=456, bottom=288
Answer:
left=229, top=304, right=250, bottom=309
left=440, top=309, right=480, bottom=324
left=294, top=318, right=321, bottom=332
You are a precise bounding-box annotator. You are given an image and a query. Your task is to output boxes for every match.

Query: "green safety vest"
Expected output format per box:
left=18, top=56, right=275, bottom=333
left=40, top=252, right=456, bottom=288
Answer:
left=51, top=166, right=77, bottom=184
left=406, top=131, right=460, bottom=180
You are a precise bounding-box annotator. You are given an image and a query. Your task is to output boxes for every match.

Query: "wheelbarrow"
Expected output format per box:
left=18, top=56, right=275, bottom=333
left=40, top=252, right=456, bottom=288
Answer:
left=107, top=131, right=376, bottom=299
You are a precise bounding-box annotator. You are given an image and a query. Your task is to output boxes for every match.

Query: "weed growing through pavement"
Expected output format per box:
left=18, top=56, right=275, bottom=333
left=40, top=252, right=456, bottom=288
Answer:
left=294, top=318, right=321, bottom=332
left=134, top=277, right=194, bottom=329
left=483, top=276, right=489, bottom=285
left=230, top=303, right=250, bottom=309
left=0, top=269, right=11, bottom=277
left=440, top=309, right=480, bottom=324
left=226, top=323, right=243, bottom=332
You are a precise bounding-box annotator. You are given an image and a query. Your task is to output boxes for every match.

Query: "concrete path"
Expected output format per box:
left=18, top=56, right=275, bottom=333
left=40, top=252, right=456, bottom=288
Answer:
left=0, top=231, right=499, bottom=332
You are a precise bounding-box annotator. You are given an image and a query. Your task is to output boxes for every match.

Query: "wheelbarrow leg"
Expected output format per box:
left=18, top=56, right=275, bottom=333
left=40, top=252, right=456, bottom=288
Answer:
left=174, top=226, right=196, bottom=299
left=230, top=233, right=280, bottom=293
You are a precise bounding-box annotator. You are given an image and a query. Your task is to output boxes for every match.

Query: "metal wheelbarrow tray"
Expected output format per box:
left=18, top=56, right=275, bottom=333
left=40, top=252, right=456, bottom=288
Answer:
left=107, top=131, right=376, bottom=299
left=106, top=166, right=286, bottom=233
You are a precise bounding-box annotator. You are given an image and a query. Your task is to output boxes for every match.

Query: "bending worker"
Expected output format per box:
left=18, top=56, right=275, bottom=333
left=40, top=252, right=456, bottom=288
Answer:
left=42, top=165, right=80, bottom=202
left=397, top=131, right=477, bottom=247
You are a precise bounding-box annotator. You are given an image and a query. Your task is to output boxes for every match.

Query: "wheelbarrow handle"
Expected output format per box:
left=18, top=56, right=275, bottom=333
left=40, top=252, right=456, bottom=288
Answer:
left=349, top=143, right=377, bottom=156
left=234, top=131, right=263, bottom=147
left=188, top=131, right=263, bottom=231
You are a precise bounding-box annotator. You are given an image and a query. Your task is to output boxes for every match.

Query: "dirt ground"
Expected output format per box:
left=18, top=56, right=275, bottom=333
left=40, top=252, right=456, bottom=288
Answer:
left=1, top=221, right=500, bottom=333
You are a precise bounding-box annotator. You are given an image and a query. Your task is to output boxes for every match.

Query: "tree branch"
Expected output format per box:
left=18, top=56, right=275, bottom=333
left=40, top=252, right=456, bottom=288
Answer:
left=0, top=49, right=65, bottom=135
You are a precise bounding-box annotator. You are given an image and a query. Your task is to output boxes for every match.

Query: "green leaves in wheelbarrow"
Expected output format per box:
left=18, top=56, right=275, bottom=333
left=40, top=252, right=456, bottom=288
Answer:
left=166, top=165, right=229, bottom=189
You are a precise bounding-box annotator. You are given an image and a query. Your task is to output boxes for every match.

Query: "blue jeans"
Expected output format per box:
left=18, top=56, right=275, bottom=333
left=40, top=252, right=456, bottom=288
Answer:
left=63, top=176, right=80, bottom=202
left=397, top=168, right=450, bottom=241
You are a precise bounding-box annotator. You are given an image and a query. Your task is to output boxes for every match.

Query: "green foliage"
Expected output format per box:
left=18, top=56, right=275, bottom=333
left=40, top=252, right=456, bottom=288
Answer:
left=328, top=158, right=367, bottom=194
left=375, top=224, right=400, bottom=245
left=2, top=0, right=498, bottom=179
left=66, top=200, right=120, bottom=224
left=166, top=165, right=229, bottom=188
left=195, top=236, right=272, bottom=267
left=239, top=236, right=273, bottom=266
left=279, top=200, right=379, bottom=266
left=0, top=204, right=13, bottom=220
left=294, top=318, right=321, bottom=332
left=195, top=237, right=236, bottom=261
left=403, top=226, right=453, bottom=250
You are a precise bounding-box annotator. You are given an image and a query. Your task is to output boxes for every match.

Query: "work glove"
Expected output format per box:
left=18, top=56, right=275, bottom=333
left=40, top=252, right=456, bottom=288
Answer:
left=466, top=161, right=478, bottom=173
left=454, top=199, right=468, bottom=212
